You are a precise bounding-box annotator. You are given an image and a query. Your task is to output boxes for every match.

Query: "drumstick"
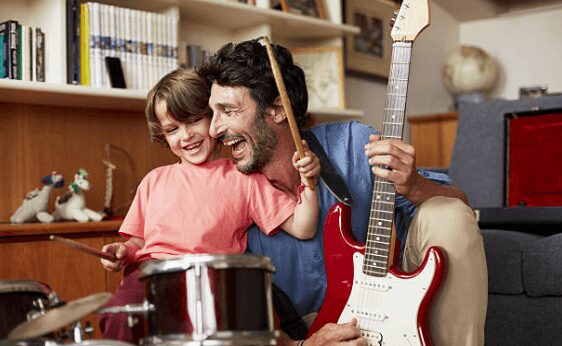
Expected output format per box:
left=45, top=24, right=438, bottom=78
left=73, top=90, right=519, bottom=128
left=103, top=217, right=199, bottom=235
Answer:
left=49, top=235, right=117, bottom=261
left=262, top=36, right=315, bottom=188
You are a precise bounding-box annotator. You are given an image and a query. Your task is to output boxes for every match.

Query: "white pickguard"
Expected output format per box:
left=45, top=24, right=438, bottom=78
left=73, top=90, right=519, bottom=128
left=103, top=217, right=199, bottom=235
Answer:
left=338, top=251, right=439, bottom=346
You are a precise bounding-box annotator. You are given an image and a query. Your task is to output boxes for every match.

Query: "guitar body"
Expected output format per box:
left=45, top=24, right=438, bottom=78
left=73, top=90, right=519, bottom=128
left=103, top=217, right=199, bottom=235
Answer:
left=308, top=202, right=446, bottom=345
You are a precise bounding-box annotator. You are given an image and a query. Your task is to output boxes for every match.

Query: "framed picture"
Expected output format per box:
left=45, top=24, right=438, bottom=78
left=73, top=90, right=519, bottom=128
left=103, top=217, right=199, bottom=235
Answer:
left=280, top=0, right=326, bottom=19
left=290, top=46, right=345, bottom=110
left=344, top=0, right=397, bottom=79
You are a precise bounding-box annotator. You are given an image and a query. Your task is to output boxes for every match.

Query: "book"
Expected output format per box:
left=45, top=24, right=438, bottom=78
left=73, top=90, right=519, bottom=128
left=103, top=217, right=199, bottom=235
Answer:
left=66, top=0, right=81, bottom=84
left=0, top=20, right=19, bottom=79
left=35, top=28, right=45, bottom=82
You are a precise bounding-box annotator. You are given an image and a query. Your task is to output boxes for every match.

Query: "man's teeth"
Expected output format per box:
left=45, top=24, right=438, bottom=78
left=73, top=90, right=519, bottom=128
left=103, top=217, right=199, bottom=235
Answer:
left=223, top=138, right=243, bottom=147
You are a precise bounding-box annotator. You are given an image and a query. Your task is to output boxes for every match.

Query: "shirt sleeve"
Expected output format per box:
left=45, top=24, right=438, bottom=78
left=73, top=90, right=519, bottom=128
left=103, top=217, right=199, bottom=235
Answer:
left=118, top=175, right=148, bottom=241
left=247, top=173, right=297, bottom=235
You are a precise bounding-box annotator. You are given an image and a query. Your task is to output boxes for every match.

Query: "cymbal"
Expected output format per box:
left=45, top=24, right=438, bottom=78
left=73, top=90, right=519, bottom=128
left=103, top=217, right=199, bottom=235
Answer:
left=8, top=292, right=112, bottom=340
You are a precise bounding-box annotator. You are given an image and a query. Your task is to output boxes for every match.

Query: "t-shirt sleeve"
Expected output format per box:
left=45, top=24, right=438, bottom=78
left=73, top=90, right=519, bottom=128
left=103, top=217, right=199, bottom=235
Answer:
left=118, top=176, right=148, bottom=241
left=247, top=173, right=297, bottom=235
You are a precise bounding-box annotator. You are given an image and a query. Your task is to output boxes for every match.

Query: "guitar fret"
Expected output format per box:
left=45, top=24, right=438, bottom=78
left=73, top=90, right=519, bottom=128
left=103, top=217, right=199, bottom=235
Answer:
left=372, top=209, right=393, bottom=214
left=373, top=200, right=395, bottom=205
left=384, top=108, right=405, bottom=111
left=369, top=226, right=391, bottom=231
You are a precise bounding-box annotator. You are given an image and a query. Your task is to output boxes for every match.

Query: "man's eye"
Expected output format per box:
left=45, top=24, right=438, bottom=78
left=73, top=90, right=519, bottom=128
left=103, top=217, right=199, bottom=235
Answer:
left=225, top=110, right=236, bottom=116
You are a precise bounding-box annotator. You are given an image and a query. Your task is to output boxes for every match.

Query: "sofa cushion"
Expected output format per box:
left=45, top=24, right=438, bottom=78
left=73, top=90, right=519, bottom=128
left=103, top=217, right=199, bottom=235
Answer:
left=482, top=229, right=541, bottom=294
left=523, top=233, right=562, bottom=296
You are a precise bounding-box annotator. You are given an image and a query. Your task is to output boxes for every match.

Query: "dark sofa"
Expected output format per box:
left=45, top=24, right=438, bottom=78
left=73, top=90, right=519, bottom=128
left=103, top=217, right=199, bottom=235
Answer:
left=448, top=94, right=562, bottom=345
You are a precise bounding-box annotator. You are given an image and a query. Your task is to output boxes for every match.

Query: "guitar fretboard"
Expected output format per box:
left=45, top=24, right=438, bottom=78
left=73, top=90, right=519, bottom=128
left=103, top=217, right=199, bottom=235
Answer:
left=363, top=41, right=413, bottom=277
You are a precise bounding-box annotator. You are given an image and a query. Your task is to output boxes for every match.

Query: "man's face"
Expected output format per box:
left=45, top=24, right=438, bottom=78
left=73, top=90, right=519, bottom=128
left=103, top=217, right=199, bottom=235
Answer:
left=208, top=84, right=277, bottom=174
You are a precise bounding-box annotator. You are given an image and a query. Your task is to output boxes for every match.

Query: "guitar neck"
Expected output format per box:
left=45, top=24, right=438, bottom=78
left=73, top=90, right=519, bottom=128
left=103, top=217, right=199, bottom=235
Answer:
left=363, top=41, right=413, bottom=277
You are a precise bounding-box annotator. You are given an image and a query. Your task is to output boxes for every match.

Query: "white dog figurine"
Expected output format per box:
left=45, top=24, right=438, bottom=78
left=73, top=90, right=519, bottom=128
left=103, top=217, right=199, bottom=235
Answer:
left=10, top=172, right=65, bottom=224
left=38, top=169, right=103, bottom=223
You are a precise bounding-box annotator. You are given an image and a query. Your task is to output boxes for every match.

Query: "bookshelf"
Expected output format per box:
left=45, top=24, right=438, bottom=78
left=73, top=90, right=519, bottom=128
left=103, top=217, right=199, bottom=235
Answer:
left=1, top=0, right=363, bottom=223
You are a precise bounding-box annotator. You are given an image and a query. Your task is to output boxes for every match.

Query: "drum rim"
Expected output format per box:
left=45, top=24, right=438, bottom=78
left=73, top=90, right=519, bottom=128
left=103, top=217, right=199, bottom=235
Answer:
left=139, top=254, right=275, bottom=278
left=0, top=280, right=52, bottom=295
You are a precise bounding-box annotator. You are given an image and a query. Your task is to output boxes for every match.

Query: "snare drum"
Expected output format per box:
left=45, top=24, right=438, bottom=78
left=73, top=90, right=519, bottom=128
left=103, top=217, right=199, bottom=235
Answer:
left=0, top=280, right=55, bottom=338
left=138, top=254, right=277, bottom=346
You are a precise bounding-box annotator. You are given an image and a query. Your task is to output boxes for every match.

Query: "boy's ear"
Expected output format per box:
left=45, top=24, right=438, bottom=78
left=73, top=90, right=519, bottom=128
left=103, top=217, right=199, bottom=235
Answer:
left=270, top=97, right=287, bottom=124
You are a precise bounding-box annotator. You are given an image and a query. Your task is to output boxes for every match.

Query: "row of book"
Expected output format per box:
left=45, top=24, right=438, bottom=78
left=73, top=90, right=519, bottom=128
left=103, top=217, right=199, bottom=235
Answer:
left=0, top=20, right=45, bottom=81
left=67, top=1, right=179, bottom=90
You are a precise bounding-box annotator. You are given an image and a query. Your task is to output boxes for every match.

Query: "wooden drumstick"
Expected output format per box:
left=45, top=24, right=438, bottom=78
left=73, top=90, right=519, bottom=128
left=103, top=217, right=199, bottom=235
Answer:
left=49, top=235, right=117, bottom=261
left=262, top=36, right=315, bottom=188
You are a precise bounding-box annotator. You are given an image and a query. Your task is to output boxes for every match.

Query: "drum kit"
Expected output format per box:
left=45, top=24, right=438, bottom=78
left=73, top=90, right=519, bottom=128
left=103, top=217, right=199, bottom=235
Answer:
left=1, top=254, right=278, bottom=346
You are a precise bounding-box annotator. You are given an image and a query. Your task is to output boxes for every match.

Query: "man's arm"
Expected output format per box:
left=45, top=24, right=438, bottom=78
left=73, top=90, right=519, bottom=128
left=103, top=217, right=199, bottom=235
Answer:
left=365, top=134, right=468, bottom=206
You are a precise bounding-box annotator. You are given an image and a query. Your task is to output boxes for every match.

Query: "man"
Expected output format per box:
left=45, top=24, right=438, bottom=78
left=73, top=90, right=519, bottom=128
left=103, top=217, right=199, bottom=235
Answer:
left=198, top=39, right=488, bottom=346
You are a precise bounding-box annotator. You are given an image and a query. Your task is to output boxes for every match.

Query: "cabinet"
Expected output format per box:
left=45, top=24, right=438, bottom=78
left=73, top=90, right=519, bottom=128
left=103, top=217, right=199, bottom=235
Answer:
left=0, top=221, right=123, bottom=338
left=408, top=112, right=458, bottom=168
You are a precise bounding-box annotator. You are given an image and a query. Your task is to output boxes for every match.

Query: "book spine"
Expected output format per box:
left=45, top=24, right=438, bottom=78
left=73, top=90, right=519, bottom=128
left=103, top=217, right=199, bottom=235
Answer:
left=66, top=0, right=77, bottom=84
left=6, top=20, right=18, bottom=79
left=35, top=28, right=46, bottom=82
left=80, top=2, right=90, bottom=85
left=0, top=21, right=7, bottom=78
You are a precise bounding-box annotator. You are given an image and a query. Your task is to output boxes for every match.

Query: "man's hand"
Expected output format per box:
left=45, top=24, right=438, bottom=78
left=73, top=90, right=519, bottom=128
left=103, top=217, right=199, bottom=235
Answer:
left=278, top=319, right=367, bottom=346
left=304, top=319, right=367, bottom=346
left=364, top=134, right=421, bottom=198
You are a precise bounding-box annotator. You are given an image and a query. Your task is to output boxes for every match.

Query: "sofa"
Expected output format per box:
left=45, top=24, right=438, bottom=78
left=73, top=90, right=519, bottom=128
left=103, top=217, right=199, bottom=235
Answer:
left=448, top=94, right=562, bottom=345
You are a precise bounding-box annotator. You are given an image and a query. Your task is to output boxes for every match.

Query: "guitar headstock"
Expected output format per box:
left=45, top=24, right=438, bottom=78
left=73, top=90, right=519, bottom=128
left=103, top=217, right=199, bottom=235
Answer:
left=391, top=0, right=430, bottom=42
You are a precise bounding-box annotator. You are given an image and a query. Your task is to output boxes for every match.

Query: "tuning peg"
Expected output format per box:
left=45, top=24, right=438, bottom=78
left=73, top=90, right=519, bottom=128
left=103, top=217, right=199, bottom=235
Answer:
left=390, top=10, right=399, bottom=27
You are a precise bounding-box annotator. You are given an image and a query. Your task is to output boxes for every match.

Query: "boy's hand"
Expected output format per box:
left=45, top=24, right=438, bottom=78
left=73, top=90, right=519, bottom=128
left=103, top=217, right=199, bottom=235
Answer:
left=292, top=140, right=320, bottom=189
left=100, top=242, right=129, bottom=272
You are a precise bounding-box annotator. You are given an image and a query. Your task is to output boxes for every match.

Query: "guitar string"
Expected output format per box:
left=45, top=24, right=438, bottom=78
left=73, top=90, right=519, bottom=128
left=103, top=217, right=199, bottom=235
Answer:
left=357, top=42, right=412, bottom=336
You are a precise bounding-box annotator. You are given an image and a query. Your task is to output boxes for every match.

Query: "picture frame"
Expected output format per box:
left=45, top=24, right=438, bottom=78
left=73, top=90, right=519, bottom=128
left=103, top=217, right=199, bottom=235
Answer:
left=290, top=46, right=346, bottom=110
left=280, top=0, right=326, bottom=19
left=344, top=0, right=396, bottom=79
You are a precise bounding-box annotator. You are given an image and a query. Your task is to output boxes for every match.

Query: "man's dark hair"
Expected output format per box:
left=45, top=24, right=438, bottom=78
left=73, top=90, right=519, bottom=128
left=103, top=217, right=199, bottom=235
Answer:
left=197, top=39, right=309, bottom=128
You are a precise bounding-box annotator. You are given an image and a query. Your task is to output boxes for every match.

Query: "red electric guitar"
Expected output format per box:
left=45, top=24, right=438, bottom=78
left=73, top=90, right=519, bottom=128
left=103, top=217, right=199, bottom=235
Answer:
left=307, top=1, right=445, bottom=345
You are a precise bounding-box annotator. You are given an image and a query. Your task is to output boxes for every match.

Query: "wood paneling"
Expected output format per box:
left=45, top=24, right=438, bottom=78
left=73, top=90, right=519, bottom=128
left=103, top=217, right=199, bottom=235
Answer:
left=1, top=102, right=176, bottom=221
left=408, top=112, right=458, bottom=168
left=0, top=230, right=122, bottom=338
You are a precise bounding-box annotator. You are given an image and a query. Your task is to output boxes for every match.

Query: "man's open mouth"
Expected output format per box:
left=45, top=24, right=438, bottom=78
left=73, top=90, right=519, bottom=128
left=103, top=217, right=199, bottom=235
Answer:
left=223, top=137, right=248, bottom=158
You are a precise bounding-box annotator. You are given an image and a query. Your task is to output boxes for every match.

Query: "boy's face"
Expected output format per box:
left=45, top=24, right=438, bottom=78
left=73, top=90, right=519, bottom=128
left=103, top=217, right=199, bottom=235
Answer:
left=155, top=100, right=218, bottom=165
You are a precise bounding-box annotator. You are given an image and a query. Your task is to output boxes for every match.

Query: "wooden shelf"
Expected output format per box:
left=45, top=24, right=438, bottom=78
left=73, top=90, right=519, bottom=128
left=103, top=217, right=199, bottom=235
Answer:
left=309, top=108, right=364, bottom=118
left=0, top=79, right=147, bottom=110
left=0, top=220, right=122, bottom=238
left=178, top=0, right=359, bottom=39
left=0, top=80, right=363, bottom=119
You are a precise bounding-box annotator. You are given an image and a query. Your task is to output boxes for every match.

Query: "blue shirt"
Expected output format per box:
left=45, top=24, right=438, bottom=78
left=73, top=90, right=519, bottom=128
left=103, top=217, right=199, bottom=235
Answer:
left=246, top=121, right=452, bottom=316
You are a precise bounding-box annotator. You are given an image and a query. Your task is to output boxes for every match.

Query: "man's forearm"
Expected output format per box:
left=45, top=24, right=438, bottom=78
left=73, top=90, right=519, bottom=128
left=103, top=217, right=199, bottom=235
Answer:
left=406, top=175, right=469, bottom=207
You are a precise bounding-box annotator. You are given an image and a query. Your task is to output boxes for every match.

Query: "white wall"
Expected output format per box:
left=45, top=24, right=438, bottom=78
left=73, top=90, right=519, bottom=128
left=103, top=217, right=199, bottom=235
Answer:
left=345, top=2, right=460, bottom=132
left=460, top=6, right=562, bottom=100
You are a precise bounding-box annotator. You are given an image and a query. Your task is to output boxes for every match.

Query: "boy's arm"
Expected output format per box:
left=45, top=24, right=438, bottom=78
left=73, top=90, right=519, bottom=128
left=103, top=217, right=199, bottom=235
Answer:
left=281, top=141, right=320, bottom=240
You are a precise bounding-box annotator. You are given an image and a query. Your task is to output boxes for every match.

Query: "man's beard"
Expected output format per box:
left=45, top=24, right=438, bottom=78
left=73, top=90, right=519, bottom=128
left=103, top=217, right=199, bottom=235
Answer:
left=237, top=111, right=277, bottom=174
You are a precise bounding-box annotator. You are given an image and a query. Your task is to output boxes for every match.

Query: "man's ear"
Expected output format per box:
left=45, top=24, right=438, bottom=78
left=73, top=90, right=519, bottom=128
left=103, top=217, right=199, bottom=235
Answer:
left=270, top=96, right=287, bottom=124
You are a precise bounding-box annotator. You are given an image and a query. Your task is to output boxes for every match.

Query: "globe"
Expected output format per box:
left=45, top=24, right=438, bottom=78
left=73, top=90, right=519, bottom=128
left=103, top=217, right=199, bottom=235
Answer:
left=442, top=46, right=498, bottom=96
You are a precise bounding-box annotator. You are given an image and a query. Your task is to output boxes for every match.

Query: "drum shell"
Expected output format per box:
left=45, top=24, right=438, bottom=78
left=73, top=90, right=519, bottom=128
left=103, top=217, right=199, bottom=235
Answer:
left=139, top=254, right=276, bottom=343
left=0, top=281, right=52, bottom=338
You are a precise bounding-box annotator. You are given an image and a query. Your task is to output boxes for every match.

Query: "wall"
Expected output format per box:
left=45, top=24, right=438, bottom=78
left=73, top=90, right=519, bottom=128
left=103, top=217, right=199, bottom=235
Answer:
left=345, top=2, right=460, bottom=135
left=459, top=5, right=562, bottom=100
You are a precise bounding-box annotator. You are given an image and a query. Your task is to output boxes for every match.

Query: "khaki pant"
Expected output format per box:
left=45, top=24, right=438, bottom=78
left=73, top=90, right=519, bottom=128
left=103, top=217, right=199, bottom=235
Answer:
left=403, top=196, right=488, bottom=346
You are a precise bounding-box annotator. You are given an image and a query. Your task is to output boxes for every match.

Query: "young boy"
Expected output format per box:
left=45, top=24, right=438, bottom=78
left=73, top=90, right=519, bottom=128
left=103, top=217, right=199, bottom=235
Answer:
left=99, top=69, right=320, bottom=341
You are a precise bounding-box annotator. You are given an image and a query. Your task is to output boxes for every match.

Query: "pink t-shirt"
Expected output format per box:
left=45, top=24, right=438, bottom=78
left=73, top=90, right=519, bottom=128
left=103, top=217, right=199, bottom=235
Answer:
left=119, top=159, right=296, bottom=262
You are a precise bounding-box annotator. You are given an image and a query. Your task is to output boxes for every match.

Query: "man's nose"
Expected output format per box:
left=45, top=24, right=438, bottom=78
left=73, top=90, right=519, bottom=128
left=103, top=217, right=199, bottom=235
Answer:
left=209, top=112, right=225, bottom=139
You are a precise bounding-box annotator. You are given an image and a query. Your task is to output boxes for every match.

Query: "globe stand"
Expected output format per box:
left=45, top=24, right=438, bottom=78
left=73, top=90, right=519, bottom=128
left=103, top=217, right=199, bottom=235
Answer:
left=454, top=91, right=486, bottom=109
